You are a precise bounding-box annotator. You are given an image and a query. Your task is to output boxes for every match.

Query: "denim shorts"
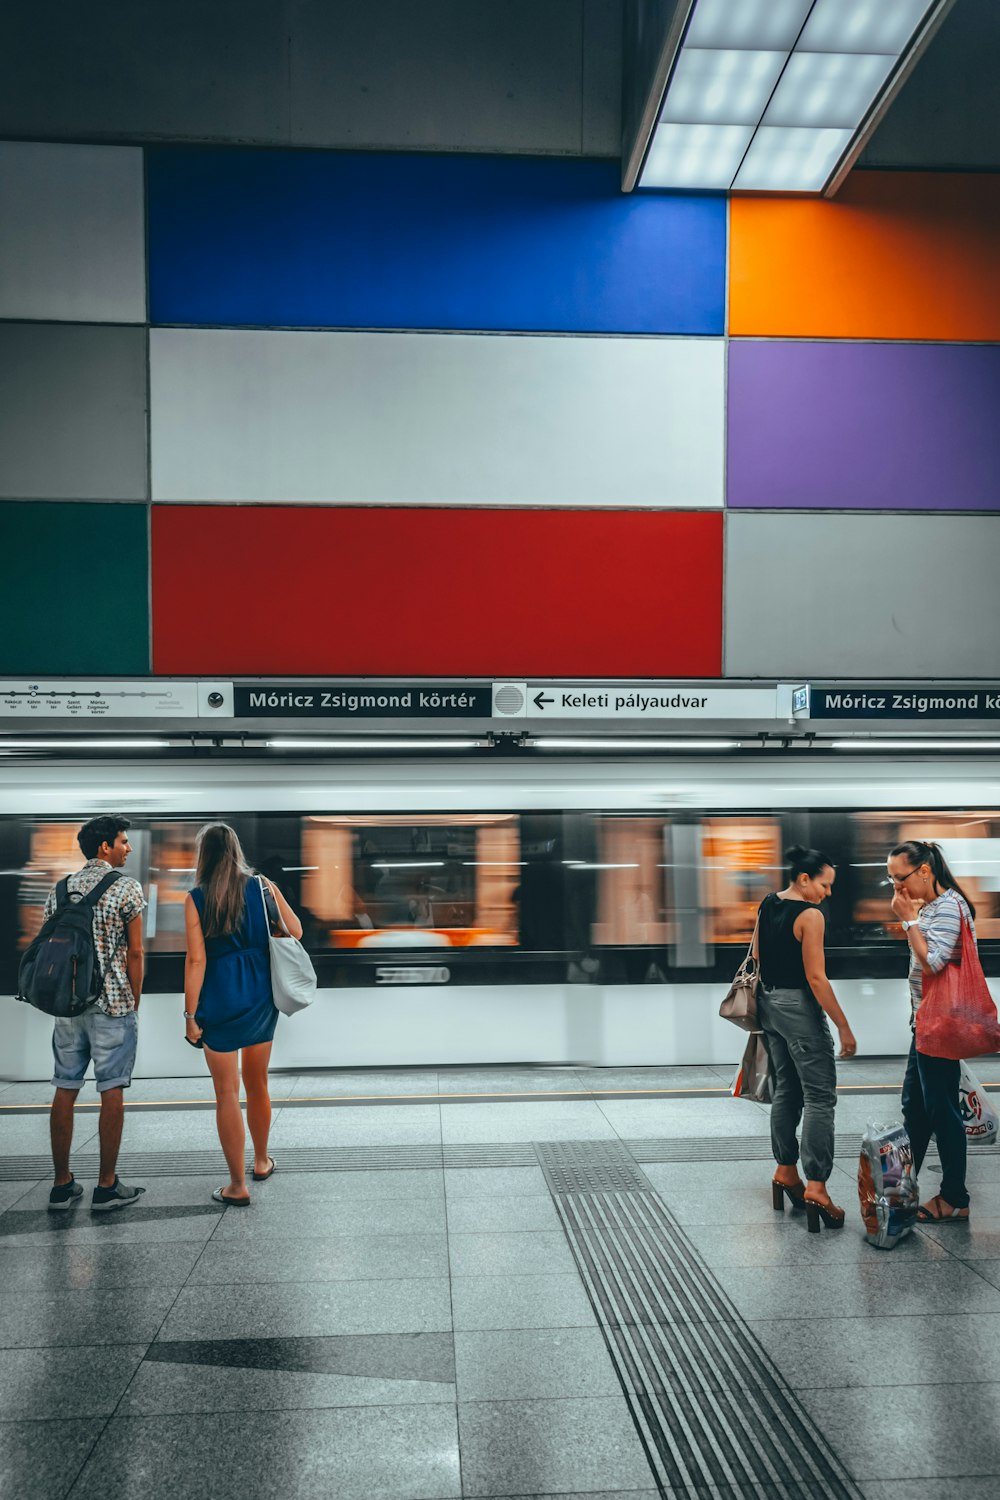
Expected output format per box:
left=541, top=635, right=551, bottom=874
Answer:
left=51, top=1008, right=138, bottom=1092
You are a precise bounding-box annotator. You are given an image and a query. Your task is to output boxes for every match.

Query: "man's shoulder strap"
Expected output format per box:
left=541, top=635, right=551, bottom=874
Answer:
left=79, top=870, right=122, bottom=908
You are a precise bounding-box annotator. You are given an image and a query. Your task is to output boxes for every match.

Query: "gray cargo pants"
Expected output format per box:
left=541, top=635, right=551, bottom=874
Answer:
left=757, top=985, right=837, bottom=1183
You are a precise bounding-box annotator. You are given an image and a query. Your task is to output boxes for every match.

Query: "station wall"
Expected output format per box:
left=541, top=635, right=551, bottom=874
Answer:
left=0, top=138, right=998, bottom=680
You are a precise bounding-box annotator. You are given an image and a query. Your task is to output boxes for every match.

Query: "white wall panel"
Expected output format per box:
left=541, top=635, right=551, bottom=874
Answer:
left=150, top=328, right=725, bottom=507
left=0, top=979, right=952, bottom=1078
left=0, top=143, right=145, bottom=322
left=726, top=513, right=1000, bottom=678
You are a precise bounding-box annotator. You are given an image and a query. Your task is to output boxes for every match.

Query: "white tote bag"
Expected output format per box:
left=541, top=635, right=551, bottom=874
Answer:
left=959, top=1059, right=999, bottom=1144
left=257, top=877, right=317, bottom=1016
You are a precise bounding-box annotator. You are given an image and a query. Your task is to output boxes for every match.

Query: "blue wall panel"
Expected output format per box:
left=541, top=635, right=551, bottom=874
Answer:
left=147, top=149, right=726, bottom=334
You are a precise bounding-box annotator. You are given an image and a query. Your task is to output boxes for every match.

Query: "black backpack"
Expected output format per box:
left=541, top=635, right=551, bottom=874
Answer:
left=17, top=871, right=122, bottom=1017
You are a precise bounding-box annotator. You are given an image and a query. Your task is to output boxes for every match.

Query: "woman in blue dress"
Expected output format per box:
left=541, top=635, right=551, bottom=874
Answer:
left=183, top=823, right=303, bottom=1204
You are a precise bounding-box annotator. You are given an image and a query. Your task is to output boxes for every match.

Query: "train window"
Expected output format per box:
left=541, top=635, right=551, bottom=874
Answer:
left=850, top=813, right=1000, bottom=941
left=591, top=817, right=667, bottom=946
left=300, top=814, right=520, bottom=948
left=700, top=817, right=783, bottom=945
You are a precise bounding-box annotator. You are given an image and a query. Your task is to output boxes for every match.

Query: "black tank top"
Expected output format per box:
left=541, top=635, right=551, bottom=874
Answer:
left=758, top=892, right=815, bottom=991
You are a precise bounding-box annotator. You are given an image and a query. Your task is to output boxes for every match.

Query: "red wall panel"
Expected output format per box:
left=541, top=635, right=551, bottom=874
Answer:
left=152, top=506, right=722, bottom=677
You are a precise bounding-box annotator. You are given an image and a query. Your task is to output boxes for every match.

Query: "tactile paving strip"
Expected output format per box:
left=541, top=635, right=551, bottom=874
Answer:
left=535, top=1140, right=863, bottom=1500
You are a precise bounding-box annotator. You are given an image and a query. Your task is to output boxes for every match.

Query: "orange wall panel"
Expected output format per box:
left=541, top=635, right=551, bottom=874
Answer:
left=151, top=506, right=723, bottom=678
left=730, top=172, right=1000, bottom=340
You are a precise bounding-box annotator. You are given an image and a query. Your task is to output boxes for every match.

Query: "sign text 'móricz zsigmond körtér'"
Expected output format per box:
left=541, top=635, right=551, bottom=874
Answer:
left=810, top=688, right=1000, bottom=719
left=234, top=683, right=492, bottom=719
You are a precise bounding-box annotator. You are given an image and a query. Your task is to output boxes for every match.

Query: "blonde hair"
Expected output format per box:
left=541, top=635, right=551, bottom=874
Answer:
left=194, top=823, right=254, bottom=937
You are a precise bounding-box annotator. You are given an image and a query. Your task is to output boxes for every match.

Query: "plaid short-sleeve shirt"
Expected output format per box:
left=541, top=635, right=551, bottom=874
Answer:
left=43, top=859, right=146, bottom=1016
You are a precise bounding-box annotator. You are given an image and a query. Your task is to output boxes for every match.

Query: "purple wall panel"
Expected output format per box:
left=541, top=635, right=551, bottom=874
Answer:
left=727, top=341, right=1000, bottom=511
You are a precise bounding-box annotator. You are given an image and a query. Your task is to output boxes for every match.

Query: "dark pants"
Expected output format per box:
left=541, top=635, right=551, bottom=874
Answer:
left=758, top=986, right=837, bottom=1183
left=901, top=1039, right=969, bottom=1209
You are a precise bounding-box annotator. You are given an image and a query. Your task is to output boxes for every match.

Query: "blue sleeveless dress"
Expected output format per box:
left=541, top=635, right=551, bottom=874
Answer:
left=191, top=877, right=278, bottom=1052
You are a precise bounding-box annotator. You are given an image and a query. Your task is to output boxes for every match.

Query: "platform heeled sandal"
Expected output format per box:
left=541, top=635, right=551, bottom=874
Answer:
left=771, top=1178, right=807, bottom=1213
left=804, top=1195, right=845, bottom=1233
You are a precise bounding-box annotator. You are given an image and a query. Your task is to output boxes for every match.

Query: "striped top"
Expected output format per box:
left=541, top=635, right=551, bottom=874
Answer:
left=909, top=887, right=975, bottom=1015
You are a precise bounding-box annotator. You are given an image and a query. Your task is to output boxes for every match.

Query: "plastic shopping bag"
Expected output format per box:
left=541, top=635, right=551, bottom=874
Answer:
left=858, top=1121, right=918, bottom=1250
left=960, top=1060, right=999, bottom=1145
left=916, top=917, right=1000, bottom=1060
left=731, top=1030, right=773, bottom=1104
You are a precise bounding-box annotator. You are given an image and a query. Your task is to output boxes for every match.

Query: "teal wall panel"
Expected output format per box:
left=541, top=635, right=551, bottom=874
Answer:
left=0, top=503, right=149, bottom=674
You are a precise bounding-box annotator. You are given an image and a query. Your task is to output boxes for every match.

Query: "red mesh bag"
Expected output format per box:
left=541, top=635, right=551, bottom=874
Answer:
left=916, top=916, right=1000, bottom=1060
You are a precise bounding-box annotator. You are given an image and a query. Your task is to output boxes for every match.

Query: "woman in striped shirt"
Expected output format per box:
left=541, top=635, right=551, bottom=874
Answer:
left=888, top=839, right=977, bottom=1224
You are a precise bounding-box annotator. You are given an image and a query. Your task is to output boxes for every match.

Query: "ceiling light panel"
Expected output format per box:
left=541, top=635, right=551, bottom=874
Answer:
left=642, top=123, right=755, bottom=190
left=636, top=0, right=943, bottom=193
left=732, top=125, right=853, bottom=191
left=797, top=0, right=931, bottom=54
left=661, top=49, right=787, bottom=125
left=763, top=51, right=897, bottom=128
left=685, top=0, right=812, bottom=50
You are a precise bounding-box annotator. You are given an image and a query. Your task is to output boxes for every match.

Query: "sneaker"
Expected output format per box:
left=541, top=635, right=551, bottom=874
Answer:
left=91, top=1178, right=146, bottom=1213
left=48, top=1177, right=83, bottom=1211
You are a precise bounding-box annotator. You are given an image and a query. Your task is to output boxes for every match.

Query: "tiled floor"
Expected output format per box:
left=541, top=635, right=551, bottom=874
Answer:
left=0, top=1059, right=998, bottom=1498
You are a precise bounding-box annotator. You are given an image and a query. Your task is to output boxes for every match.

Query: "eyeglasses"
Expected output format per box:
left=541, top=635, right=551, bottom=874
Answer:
left=885, top=868, right=921, bottom=888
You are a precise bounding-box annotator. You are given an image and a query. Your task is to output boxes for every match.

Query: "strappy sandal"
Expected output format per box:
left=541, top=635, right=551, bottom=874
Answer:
left=803, top=1195, right=846, bottom=1233
left=917, top=1194, right=969, bottom=1224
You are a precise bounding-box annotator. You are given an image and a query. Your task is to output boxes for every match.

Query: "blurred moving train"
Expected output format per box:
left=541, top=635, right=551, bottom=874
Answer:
left=2, top=754, right=999, bottom=1077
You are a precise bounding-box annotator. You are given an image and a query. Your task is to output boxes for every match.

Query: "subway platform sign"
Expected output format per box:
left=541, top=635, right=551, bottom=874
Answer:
left=492, top=683, right=786, bottom=719
left=233, top=682, right=493, bottom=718
left=806, top=686, right=1000, bottom=720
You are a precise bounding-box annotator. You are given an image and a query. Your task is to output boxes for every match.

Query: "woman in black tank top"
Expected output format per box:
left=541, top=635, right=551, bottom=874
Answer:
left=754, top=846, right=857, bottom=1232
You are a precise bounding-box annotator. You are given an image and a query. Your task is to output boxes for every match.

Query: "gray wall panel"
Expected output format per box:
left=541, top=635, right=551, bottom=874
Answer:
left=725, top=513, right=1000, bottom=678
left=0, top=324, right=147, bottom=500
left=0, top=143, right=145, bottom=323
left=582, top=0, right=624, bottom=157
left=150, top=327, right=724, bottom=507
left=289, top=0, right=584, bottom=154
left=861, top=0, right=1000, bottom=169
left=0, top=1, right=289, bottom=143
left=0, top=0, right=622, bottom=158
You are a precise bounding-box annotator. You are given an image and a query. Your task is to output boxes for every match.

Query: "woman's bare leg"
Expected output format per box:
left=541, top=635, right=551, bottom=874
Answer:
left=241, top=1041, right=273, bottom=1176
left=204, top=1045, right=248, bottom=1199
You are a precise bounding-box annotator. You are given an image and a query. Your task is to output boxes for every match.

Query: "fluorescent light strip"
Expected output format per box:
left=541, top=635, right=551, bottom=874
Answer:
left=661, top=49, right=787, bottom=124
left=762, top=51, right=896, bottom=128
left=534, top=738, right=739, bottom=751
left=371, top=861, right=445, bottom=869
left=638, top=0, right=945, bottom=193
left=831, top=740, right=1000, bottom=752
left=267, top=739, right=481, bottom=750
left=798, top=0, right=931, bottom=55
left=0, top=739, right=171, bottom=750
left=564, top=862, right=641, bottom=870
left=733, top=125, right=853, bottom=191
left=685, top=0, right=812, bottom=50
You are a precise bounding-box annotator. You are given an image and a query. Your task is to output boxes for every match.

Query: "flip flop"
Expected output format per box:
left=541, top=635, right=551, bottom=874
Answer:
left=212, top=1186, right=251, bottom=1206
left=252, top=1157, right=276, bottom=1182
left=916, top=1195, right=969, bottom=1224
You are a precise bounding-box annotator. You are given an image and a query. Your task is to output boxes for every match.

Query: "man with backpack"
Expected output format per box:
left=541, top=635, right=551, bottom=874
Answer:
left=30, top=815, right=147, bottom=1211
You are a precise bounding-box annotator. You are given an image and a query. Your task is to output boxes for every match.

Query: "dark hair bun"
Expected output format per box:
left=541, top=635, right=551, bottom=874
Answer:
left=785, top=845, right=833, bottom=879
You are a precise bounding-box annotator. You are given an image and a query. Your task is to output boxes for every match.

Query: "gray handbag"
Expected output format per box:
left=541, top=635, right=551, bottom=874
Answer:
left=731, top=1029, right=774, bottom=1104
left=719, top=911, right=760, bottom=1031
left=257, top=877, right=317, bottom=1016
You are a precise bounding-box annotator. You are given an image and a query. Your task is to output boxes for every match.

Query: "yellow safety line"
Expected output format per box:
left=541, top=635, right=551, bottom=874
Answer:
left=5, top=1080, right=990, bottom=1112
